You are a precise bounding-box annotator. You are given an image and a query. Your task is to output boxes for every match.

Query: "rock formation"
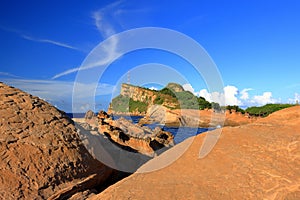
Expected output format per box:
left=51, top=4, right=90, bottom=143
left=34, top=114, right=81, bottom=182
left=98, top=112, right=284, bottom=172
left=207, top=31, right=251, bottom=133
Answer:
left=120, top=83, right=156, bottom=104
left=73, top=110, right=175, bottom=174
left=108, top=83, right=190, bottom=114
left=90, top=106, right=300, bottom=199
left=0, top=82, right=113, bottom=199
left=139, top=105, right=256, bottom=127
left=85, top=110, right=96, bottom=120
left=97, top=111, right=174, bottom=157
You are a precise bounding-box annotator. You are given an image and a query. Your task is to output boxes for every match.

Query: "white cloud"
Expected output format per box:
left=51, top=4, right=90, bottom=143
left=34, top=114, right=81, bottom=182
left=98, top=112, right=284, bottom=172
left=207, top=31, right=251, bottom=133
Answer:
left=199, top=89, right=211, bottom=101
left=51, top=67, right=81, bottom=80
left=196, top=86, right=239, bottom=106
left=21, top=35, right=79, bottom=50
left=193, top=84, right=279, bottom=107
left=0, top=25, right=80, bottom=51
left=224, top=85, right=240, bottom=106
left=52, top=1, right=123, bottom=79
left=0, top=72, right=20, bottom=78
left=149, top=86, right=158, bottom=90
left=2, top=78, right=115, bottom=112
left=288, top=93, right=300, bottom=104
left=240, top=88, right=253, bottom=100
left=251, top=92, right=275, bottom=106
left=182, top=83, right=195, bottom=93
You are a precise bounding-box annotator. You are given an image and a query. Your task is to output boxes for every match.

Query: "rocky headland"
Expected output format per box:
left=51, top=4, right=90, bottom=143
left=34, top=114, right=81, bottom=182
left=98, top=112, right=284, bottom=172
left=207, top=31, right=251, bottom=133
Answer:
left=110, top=83, right=257, bottom=128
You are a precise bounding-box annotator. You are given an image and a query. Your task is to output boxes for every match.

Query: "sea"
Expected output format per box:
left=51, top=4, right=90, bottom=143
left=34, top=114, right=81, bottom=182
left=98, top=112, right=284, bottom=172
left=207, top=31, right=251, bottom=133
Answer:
left=67, top=113, right=212, bottom=144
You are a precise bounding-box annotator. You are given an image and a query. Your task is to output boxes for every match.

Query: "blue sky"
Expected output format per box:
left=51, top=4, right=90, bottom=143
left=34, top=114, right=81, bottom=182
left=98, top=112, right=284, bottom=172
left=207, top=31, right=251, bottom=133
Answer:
left=0, top=0, right=300, bottom=112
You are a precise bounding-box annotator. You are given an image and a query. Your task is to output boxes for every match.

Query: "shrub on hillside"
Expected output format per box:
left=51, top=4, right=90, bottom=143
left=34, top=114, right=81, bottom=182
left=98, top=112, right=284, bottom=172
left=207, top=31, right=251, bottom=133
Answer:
left=245, top=103, right=294, bottom=117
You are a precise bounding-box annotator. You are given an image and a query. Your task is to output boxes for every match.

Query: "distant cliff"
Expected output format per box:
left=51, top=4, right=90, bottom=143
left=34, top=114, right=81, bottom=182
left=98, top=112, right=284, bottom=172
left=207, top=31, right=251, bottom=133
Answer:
left=120, top=83, right=156, bottom=104
left=108, top=83, right=211, bottom=115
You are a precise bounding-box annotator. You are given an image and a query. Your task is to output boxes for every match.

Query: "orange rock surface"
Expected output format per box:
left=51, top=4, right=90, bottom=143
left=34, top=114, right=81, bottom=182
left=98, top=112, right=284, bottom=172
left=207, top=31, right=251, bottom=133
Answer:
left=0, top=82, right=112, bottom=199
left=91, top=106, right=300, bottom=199
left=141, top=105, right=256, bottom=127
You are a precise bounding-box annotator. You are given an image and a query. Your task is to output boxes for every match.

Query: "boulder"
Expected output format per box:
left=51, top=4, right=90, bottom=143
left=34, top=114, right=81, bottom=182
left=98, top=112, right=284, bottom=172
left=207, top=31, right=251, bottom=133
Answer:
left=0, top=82, right=112, bottom=199
left=85, top=110, right=96, bottom=120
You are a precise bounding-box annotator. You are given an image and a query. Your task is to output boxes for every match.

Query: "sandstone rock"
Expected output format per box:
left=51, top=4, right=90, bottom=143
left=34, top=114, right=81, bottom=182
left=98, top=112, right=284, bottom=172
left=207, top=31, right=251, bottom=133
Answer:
left=120, top=83, right=156, bottom=104
left=97, top=111, right=174, bottom=157
left=85, top=110, right=96, bottom=120
left=140, top=105, right=256, bottom=127
left=0, top=82, right=113, bottom=199
left=91, top=106, right=300, bottom=200
left=84, top=110, right=99, bottom=129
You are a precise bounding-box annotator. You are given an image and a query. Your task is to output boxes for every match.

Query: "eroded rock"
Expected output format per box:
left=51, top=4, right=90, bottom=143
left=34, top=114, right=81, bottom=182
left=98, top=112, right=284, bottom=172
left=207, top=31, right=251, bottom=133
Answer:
left=0, top=82, right=113, bottom=199
left=97, top=111, right=174, bottom=157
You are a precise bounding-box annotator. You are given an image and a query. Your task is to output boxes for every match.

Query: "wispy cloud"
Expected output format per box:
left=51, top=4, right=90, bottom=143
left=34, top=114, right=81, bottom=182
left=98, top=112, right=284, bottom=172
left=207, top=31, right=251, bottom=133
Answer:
left=0, top=25, right=80, bottom=51
left=0, top=71, right=21, bottom=78
left=51, top=67, right=81, bottom=80
left=286, top=83, right=300, bottom=89
left=51, top=1, right=124, bottom=79
left=21, top=35, right=79, bottom=50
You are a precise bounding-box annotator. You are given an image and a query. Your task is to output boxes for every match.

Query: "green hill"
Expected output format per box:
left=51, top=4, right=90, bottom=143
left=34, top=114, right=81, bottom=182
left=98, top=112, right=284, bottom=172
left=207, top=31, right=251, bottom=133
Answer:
left=109, top=83, right=213, bottom=114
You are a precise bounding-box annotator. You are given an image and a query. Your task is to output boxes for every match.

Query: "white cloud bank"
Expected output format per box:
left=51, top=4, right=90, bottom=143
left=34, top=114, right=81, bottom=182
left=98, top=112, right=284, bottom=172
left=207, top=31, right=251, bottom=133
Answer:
left=2, top=78, right=114, bottom=112
left=183, top=83, right=279, bottom=107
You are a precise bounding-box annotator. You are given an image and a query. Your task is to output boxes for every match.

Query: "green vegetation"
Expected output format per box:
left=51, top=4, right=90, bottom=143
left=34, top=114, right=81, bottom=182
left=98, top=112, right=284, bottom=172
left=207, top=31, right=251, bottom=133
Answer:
left=198, top=97, right=212, bottom=110
left=159, top=87, right=176, bottom=98
left=111, top=95, right=148, bottom=113
left=245, top=103, right=294, bottom=117
left=129, top=99, right=148, bottom=112
left=111, top=95, right=130, bottom=112
left=211, top=102, right=222, bottom=111
left=175, top=91, right=199, bottom=109
left=112, top=83, right=296, bottom=117
left=153, top=95, right=164, bottom=105
left=226, top=105, right=245, bottom=114
left=154, top=88, right=213, bottom=110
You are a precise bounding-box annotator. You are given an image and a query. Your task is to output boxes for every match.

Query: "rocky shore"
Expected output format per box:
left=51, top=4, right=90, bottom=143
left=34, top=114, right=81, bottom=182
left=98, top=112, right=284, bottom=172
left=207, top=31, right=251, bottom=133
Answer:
left=91, top=105, right=300, bottom=199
